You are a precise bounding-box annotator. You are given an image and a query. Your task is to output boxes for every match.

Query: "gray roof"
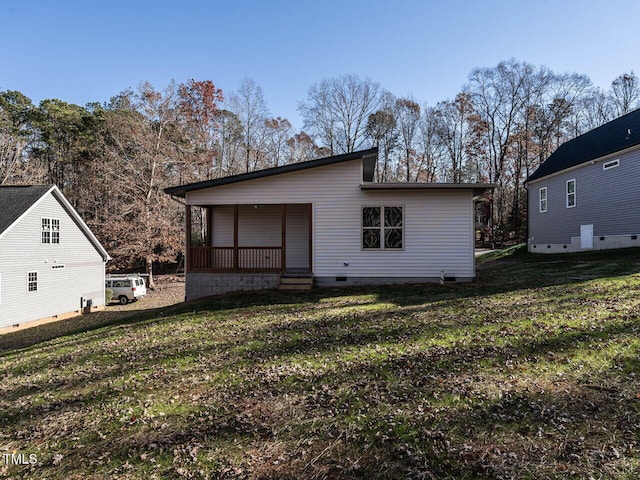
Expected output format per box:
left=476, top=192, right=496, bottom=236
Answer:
left=0, top=185, right=53, bottom=235
left=164, top=148, right=378, bottom=197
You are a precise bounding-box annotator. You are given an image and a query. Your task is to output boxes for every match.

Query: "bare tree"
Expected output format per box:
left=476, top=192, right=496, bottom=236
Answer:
left=395, top=97, right=421, bottom=181
left=610, top=71, right=640, bottom=117
left=228, top=78, right=270, bottom=172
left=300, top=74, right=383, bottom=154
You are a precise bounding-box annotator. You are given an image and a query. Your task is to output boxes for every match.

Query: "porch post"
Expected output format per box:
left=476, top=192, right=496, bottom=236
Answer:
left=185, top=205, right=191, bottom=272
left=233, top=204, right=239, bottom=271
left=308, top=203, right=312, bottom=272
left=206, top=206, right=212, bottom=246
left=281, top=204, right=287, bottom=272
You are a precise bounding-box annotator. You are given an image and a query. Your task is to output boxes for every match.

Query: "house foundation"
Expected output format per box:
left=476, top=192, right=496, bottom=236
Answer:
left=186, top=273, right=281, bottom=301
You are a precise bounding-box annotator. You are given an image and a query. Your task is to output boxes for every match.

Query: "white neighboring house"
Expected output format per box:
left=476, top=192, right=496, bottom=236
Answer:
left=165, top=148, right=494, bottom=301
left=0, top=185, right=110, bottom=330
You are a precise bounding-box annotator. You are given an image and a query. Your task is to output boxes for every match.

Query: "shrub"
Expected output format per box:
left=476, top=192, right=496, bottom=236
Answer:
left=105, top=289, right=114, bottom=304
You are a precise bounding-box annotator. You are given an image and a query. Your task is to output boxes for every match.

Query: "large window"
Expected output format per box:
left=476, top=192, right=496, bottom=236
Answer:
left=539, top=187, right=547, bottom=213
left=362, top=206, right=403, bottom=249
left=41, top=218, right=60, bottom=244
left=566, top=179, right=576, bottom=208
left=27, top=272, right=38, bottom=293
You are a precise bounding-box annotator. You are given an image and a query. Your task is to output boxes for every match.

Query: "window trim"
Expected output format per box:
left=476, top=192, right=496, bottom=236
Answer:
left=361, top=205, right=405, bottom=251
left=41, top=217, right=60, bottom=244
left=27, top=271, right=38, bottom=293
left=566, top=179, right=576, bottom=208
left=539, top=187, right=547, bottom=213
left=603, top=159, right=619, bottom=170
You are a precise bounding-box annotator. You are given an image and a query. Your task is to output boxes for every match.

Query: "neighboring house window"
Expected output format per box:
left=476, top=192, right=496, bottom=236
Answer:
left=362, top=206, right=403, bottom=249
left=539, top=187, right=547, bottom=213
left=41, top=218, right=60, bottom=244
left=566, top=179, right=576, bottom=208
left=27, top=272, right=38, bottom=293
left=603, top=159, right=619, bottom=170
left=52, top=219, right=60, bottom=244
left=41, top=218, right=50, bottom=244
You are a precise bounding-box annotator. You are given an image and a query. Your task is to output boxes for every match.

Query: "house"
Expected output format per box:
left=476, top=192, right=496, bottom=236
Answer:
left=0, top=185, right=110, bottom=330
left=526, top=108, right=640, bottom=253
left=165, top=148, right=494, bottom=301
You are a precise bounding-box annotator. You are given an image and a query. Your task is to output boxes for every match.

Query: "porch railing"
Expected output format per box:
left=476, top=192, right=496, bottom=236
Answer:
left=189, top=246, right=282, bottom=272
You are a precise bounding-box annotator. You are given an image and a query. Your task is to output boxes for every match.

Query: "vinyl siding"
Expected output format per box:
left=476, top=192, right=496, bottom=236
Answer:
left=187, top=160, right=475, bottom=279
left=528, top=146, right=640, bottom=245
left=0, top=193, right=105, bottom=328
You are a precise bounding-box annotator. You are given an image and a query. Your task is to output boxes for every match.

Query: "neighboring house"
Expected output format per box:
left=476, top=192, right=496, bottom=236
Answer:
left=165, top=148, right=493, bottom=301
left=526, top=108, right=640, bottom=253
left=0, top=185, right=110, bottom=330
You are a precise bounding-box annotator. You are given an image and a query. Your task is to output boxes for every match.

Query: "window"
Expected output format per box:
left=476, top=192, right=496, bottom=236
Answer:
left=539, top=187, right=547, bottom=213
left=41, top=218, right=60, bottom=244
left=51, top=264, right=65, bottom=270
left=566, top=179, right=576, bottom=208
left=41, top=218, right=50, bottom=244
left=603, top=159, right=619, bottom=170
left=27, top=272, right=37, bottom=293
left=362, top=206, right=403, bottom=249
left=51, top=219, right=60, bottom=244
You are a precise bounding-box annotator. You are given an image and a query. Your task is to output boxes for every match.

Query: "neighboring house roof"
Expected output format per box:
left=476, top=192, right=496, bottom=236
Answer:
left=527, top=108, right=640, bottom=183
left=164, top=148, right=379, bottom=197
left=0, top=185, right=52, bottom=235
left=0, top=184, right=110, bottom=261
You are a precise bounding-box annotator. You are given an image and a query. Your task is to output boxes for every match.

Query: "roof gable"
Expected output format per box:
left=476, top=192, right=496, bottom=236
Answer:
left=0, top=185, right=53, bottom=235
left=0, top=185, right=110, bottom=261
left=527, top=108, right=640, bottom=183
left=164, top=148, right=378, bottom=197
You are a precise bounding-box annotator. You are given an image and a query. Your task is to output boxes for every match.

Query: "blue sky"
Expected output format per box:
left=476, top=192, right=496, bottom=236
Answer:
left=1, top=0, right=639, bottom=129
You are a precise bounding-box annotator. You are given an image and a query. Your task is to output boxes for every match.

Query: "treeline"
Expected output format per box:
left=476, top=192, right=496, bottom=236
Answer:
left=1, top=60, right=638, bottom=276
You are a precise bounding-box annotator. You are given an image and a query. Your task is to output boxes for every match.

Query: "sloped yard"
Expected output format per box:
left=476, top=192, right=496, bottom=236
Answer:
left=2, top=246, right=640, bottom=479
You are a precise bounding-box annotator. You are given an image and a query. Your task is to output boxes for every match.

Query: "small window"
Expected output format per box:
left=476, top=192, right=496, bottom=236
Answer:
left=362, top=206, right=403, bottom=249
left=566, top=179, right=576, bottom=208
left=603, top=159, right=619, bottom=170
left=27, top=271, right=38, bottom=293
left=539, top=187, right=547, bottom=213
left=51, top=264, right=65, bottom=270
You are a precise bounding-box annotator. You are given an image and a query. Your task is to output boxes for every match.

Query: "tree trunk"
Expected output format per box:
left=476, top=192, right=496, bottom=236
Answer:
left=146, top=256, right=155, bottom=290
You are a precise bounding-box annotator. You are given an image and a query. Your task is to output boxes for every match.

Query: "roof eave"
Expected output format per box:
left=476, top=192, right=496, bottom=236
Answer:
left=165, top=147, right=378, bottom=197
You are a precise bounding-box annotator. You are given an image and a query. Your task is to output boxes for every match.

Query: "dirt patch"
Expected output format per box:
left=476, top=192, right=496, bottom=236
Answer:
left=106, top=275, right=185, bottom=312
left=0, top=276, right=185, bottom=352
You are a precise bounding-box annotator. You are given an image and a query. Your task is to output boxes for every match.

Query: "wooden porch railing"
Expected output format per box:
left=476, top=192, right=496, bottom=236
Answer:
left=189, top=246, right=282, bottom=272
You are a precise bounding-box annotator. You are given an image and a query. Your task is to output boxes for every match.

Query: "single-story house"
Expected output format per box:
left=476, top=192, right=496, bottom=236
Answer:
left=526, top=108, right=640, bottom=253
left=165, top=148, right=493, bottom=301
left=0, top=185, right=110, bottom=330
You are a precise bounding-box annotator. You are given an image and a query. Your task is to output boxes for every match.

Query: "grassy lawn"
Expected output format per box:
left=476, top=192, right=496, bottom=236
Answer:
left=2, top=246, right=640, bottom=479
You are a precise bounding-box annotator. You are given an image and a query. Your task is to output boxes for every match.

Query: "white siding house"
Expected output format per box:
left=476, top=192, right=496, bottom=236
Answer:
left=0, top=185, right=109, bottom=329
left=165, top=148, right=493, bottom=301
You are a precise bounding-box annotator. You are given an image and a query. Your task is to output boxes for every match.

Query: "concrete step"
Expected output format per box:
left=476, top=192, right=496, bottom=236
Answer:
left=278, top=283, right=313, bottom=291
left=279, top=276, right=313, bottom=285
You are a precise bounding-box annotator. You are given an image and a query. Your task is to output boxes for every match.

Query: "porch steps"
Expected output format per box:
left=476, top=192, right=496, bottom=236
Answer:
left=278, top=274, right=313, bottom=291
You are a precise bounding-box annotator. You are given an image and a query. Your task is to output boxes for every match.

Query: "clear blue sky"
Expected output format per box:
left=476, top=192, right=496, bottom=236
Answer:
left=1, top=0, right=639, bottom=129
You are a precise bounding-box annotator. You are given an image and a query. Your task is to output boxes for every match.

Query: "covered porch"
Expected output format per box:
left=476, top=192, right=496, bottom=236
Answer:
left=185, top=203, right=312, bottom=274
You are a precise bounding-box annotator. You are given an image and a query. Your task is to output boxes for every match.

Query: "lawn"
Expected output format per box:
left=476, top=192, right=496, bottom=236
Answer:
left=2, top=246, right=640, bottom=479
